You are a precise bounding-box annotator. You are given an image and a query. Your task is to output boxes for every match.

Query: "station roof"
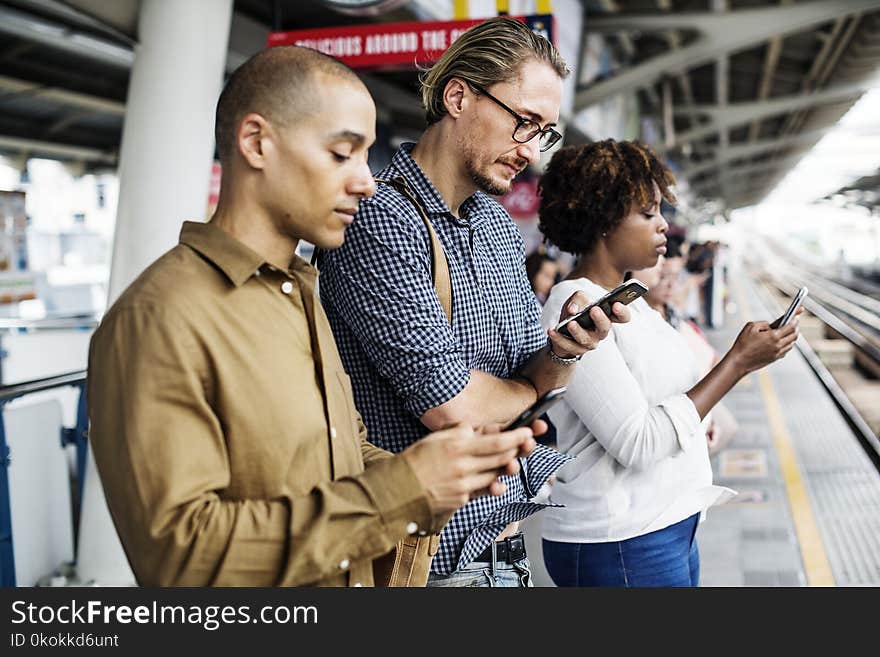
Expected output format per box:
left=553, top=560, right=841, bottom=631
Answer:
left=818, top=167, right=880, bottom=212
left=581, top=0, right=880, bottom=210
left=0, top=0, right=878, bottom=211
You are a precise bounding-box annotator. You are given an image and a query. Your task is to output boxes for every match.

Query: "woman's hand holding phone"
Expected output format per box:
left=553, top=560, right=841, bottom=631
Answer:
left=728, top=306, right=803, bottom=375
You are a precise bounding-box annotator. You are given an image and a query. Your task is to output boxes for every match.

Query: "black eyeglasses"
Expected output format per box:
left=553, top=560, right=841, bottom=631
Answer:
left=469, top=82, right=562, bottom=152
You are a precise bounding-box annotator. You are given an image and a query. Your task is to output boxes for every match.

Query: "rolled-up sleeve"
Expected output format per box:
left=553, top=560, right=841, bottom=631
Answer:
left=319, top=198, right=470, bottom=416
left=521, top=444, right=573, bottom=497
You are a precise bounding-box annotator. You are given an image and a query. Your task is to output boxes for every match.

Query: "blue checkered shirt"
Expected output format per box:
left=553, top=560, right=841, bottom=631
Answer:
left=317, top=143, right=571, bottom=575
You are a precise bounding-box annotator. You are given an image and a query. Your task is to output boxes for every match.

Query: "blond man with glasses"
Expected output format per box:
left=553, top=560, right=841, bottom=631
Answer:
left=318, top=18, right=629, bottom=587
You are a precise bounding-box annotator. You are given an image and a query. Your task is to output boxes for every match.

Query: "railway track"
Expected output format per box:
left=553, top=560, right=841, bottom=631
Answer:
left=744, top=240, right=880, bottom=467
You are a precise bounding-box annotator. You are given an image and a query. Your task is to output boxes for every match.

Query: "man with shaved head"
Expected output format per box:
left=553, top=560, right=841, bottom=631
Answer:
left=87, top=46, right=536, bottom=587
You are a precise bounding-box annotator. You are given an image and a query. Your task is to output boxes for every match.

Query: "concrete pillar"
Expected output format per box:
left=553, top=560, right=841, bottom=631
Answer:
left=108, top=0, right=233, bottom=300
left=78, top=0, right=233, bottom=585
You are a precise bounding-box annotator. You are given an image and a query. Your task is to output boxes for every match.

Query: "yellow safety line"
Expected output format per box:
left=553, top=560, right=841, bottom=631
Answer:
left=733, top=280, right=835, bottom=586
left=757, top=371, right=835, bottom=586
left=453, top=0, right=469, bottom=20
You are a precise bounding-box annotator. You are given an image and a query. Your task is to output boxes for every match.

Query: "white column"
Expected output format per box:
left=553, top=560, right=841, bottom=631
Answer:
left=108, top=0, right=233, bottom=300
left=78, top=0, right=233, bottom=585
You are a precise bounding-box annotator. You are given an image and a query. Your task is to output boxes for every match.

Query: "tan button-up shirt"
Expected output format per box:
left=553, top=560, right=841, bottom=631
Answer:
left=87, top=221, right=435, bottom=586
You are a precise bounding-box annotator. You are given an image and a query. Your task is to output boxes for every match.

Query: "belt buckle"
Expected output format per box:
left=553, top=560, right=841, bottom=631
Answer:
left=504, top=534, right=526, bottom=562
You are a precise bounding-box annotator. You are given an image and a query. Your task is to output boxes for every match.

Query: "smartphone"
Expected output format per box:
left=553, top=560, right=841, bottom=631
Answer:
left=503, top=387, right=567, bottom=431
left=555, top=280, right=649, bottom=338
left=770, top=287, right=808, bottom=329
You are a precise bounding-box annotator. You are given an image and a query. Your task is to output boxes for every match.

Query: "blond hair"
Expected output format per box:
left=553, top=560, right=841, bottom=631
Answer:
left=419, top=17, right=569, bottom=125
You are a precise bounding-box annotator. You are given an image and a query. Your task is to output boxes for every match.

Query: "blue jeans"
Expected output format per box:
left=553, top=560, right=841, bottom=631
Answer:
left=426, top=557, right=533, bottom=588
left=543, top=514, right=701, bottom=587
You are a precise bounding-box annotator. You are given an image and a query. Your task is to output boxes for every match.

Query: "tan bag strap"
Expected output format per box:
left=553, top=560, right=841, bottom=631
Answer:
left=374, top=176, right=453, bottom=326
left=310, top=176, right=453, bottom=326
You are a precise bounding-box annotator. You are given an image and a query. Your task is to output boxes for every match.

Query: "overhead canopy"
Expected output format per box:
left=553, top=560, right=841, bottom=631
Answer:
left=0, top=0, right=424, bottom=169
left=1, top=0, right=879, bottom=211
left=578, top=0, right=880, bottom=209
left=818, top=167, right=880, bottom=212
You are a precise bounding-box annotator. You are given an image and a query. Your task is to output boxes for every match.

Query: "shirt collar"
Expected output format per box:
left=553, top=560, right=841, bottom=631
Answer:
left=391, top=142, right=494, bottom=229
left=179, top=220, right=269, bottom=287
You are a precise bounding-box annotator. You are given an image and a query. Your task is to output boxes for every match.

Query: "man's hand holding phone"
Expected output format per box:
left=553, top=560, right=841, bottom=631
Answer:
left=401, top=423, right=538, bottom=514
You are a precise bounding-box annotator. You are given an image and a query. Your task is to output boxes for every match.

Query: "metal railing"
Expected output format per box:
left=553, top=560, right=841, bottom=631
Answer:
left=0, top=314, right=99, bottom=332
left=0, top=370, right=88, bottom=587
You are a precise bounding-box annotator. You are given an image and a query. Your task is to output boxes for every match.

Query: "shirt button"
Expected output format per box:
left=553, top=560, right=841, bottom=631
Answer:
left=330, top=426, right=337, bottom=439
left=339, top=559, right=350, bottom=570
left=281, top=281, right=293, bottom=294
left=353, top=582, right=363, bottom=588
left=406, top=522, right=418, bottom=535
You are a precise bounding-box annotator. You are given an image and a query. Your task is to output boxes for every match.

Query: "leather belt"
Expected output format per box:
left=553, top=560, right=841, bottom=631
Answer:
left=474, top=533, right=527, bottom=564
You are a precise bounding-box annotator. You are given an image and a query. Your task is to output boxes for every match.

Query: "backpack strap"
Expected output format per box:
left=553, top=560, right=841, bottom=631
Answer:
left=373, top=176, right=452, bottom=326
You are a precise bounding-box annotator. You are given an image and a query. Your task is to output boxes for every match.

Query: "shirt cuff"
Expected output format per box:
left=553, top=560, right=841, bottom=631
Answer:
left=658, top=393, right=703, bottom=452
left=358, top=454, right=438, bottom=537
left=522, top=444, right=573, bottom=498
left=403, top=363, right=471, bottom=418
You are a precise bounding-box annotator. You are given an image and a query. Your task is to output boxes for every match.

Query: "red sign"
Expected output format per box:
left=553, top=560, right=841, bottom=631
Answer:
left=267, top=15, right=555, bottom=70
left=499, top=176, right=540, bottom=219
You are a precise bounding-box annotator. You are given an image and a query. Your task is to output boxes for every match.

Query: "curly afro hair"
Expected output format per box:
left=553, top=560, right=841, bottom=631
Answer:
left=537, top=139, right=676, bottom=256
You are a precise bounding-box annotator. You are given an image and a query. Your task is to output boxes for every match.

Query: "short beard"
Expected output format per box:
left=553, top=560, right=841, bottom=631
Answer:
left=463, top=150, right=510, bottom=197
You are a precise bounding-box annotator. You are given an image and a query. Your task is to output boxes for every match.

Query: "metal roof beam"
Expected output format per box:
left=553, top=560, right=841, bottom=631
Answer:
left=0, top=134, right=116, bottom=163
left=699, top=178, right=776, bottom=200
left=748, top=30, right=786, bottom=142
left=681, top=129, right=825, bottom=177
left=689, top=154, right=809, bottom=185
left=0, top=4, right=134, bottom=68
left=9, top=0, right=137, bottom=45
left=0, top=5, right=259, bottom=76
left=0, top=75, right=125, bottom=115
left=673, top=81, right=866, bottom=144
left=575, top=0, right=878, bottom=111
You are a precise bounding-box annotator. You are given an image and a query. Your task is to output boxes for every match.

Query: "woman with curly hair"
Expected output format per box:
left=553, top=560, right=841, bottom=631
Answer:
left=535, top=139, right=801, bottom=587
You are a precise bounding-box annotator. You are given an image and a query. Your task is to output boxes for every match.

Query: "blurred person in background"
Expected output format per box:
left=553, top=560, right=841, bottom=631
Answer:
left=683, top=241, right=713, bottom=324
left=525, top=247, right=560, bottom=306
left=535, top=138, right=802, bottom=587
left=632, top=242, right=738, bottom=457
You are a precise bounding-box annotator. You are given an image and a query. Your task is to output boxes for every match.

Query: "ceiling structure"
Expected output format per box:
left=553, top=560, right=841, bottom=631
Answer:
left=580, top=0, right=880, bottom=209
left=818, top=167, right=880, bottom=212
left=0, top=0, right=437, bottom=169
left=0, top=0, right=879, bottom=212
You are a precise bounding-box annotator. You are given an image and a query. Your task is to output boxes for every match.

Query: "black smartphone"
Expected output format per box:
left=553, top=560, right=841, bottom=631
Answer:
left=503, top=387, right=567, bottom=431
left=770, top=286, right=808, bottom=329
left=555, top=279, right=649, bottom=338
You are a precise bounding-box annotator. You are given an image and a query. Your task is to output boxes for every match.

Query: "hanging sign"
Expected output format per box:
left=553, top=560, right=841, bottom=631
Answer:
left=267, top=14, right=554, bottom=70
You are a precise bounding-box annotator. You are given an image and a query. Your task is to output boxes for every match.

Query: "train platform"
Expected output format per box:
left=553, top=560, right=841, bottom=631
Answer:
left=522, top=267, right=880, bottom=587
left=698, top=270, right=880, bottom=586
